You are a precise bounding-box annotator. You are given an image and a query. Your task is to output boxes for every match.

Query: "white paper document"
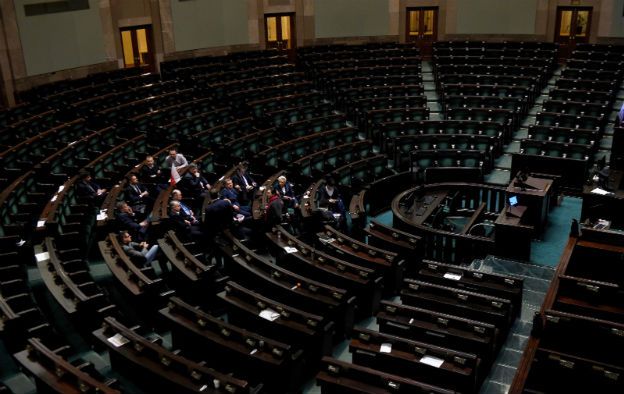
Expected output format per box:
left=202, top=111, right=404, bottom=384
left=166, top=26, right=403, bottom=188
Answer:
left=591, top=188, right=610, bottom=195
left=107, top=333, right=129, bottom=347
left=379, top=343, right=392, bottom=353
left=284, top=246, right=298, bottom=254
left=420, top=355, right=444, bottom=368
left=35, top=252, right=50, bottom=262
left=259, top=308, right=280, bottom=321
left=443, top=272, right=463, bottom=281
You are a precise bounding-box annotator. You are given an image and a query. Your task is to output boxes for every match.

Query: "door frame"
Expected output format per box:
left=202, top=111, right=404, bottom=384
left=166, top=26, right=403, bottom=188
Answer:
left=553, top=6, right=593, bottom=60
left=405, top=7, right=439, bottom=59
left=264, top=12, right=296, bottom=51
left=119, top=24, right=155, bottom=71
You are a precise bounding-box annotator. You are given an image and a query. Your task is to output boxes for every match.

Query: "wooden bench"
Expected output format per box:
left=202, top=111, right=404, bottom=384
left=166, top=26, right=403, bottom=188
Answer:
left=94, top=316, right=258, bottom=394
left=159, top=295, right=303, bottom=391
left=316, top=356, right=457, bottom=394
left=218, top=281, right=334, bottom=359
left=266, top=226, right=382, bottom=317
left=350, top=327, right=481, bottom=392
left=377, top=301, right=499, bottom=362
left=14, top=337, right=120, bottom=394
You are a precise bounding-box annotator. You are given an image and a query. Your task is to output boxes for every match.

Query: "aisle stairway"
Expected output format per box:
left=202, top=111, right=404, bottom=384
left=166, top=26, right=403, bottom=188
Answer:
left=469, top=256, right=556, bottom=394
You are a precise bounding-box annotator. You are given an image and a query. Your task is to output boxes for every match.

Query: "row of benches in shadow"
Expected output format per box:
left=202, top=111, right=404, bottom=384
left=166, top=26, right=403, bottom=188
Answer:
left=512, top=229, right=624, bottom=393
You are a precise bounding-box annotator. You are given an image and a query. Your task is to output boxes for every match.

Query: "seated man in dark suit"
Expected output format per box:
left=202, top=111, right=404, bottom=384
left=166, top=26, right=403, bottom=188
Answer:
left=124, top=174, right=153, bottom=219
left=220, top=178, right=251, bottom=219
left=232, top=161, right=257, bottom=205
left=114, top=202, right=149, bottom=241
left=76, top=171, right=107, bottom=206
left=179, top=164, right=211, bottom=209
left=165, top=200, right=203, bottom=241
left=118, top=230, right=158, bottom=267
left=139, top=155, right=167, bottom=193
left=171, top=189, right=199, bottom=225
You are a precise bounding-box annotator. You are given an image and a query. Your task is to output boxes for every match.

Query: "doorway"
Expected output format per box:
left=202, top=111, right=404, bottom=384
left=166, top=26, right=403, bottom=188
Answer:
left=406, top=7, right=438, bottom=59
left=265, top=13, right=296, bottom=54
left=554, top=7, right=592, bottom=60
left=120, top=25, right=154, bottom=71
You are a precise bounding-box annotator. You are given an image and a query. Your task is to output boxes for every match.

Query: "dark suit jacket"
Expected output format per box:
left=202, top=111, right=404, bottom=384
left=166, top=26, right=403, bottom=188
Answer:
left=180, top=173, right=209, bottom=199
left=115, top=211, right=142, bottom=232
left=273, top=182, right=298, bottom=207
left=220, top=187, right=241, bottom=207
left=76, top=179, right=100, bottom=199
left=124, top=183, right=148, bottom=207
left=232, top=171, right=256, bottom=203
left=139, top=164, right=162, bottom=183
left=319, top=185, right=345, bottom=213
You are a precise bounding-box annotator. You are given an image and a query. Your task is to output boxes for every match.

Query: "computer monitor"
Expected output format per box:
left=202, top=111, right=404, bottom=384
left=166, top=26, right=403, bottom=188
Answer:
left=509, top=195, right=518, bottom=207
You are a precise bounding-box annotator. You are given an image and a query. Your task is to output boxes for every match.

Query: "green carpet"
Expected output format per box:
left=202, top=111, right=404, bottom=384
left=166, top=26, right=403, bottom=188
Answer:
left=530, top=196, right=582, bottom=267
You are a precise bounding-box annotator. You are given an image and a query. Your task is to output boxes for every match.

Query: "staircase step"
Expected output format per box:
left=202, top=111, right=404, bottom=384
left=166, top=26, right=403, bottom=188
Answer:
left=488, top=364, right=518, bottom=384
left=494, top=348, right=524, bottom=367
left=506, top=333, right=529, bottom=352
left=479, top=380, right=510, bottom=394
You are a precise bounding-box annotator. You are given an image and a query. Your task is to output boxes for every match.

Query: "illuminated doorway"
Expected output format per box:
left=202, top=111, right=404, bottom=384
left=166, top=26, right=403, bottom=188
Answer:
left=265, top=13, right=296, bottom=54
left=406, top=7, right=438, bottom=58
left=554, top=7, right=592, bottom=60
left=120, top=25, right=154, bottom=71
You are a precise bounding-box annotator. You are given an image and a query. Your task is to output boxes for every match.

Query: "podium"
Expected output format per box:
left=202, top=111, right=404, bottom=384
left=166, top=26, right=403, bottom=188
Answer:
left=495, top=205, right=533, bottom=261
left=506, top=174, right=553, bottom=235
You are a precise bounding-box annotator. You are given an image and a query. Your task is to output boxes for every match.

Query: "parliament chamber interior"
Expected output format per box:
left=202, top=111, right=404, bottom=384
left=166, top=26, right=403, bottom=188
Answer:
left=1, top=0, right=624, bottom=393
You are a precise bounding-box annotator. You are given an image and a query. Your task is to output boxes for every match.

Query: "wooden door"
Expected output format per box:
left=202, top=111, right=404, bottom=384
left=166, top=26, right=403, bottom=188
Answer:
left=554, top=7, right=592, bottom=60
left=406, top=7, right=438, bottom=59
left=120, top=25, right=154, bottom=71
left=265, top=13, right=296, bottom=54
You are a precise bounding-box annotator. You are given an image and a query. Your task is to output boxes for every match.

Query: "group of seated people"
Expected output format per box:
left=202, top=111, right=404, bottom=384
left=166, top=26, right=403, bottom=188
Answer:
left=99, top=148, right=349, bottom=267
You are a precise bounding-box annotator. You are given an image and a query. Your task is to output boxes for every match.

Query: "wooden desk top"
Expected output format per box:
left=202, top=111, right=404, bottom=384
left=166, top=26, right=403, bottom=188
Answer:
left=506, top=175, right=552, bottom=196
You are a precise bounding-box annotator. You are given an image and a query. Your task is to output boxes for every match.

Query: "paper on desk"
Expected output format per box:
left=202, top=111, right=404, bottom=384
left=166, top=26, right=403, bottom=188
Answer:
left=259, top=308, right=280, bottom=321
left=380, top=343, right=392, bottom=353
left=591, top=188, right=610, bottom=195
left=107, top=333, right=129, bottom=347
left=420, top=355, right=444, bottom=368
left=97, top=212, right=108, bottom=221
left=284, top=246, right=298, bottom=254
left=36, top=220, right=46, bottom=228
left=35, top=252, right=49, bottom=262
left=443, top=272, right=463, bottom=281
